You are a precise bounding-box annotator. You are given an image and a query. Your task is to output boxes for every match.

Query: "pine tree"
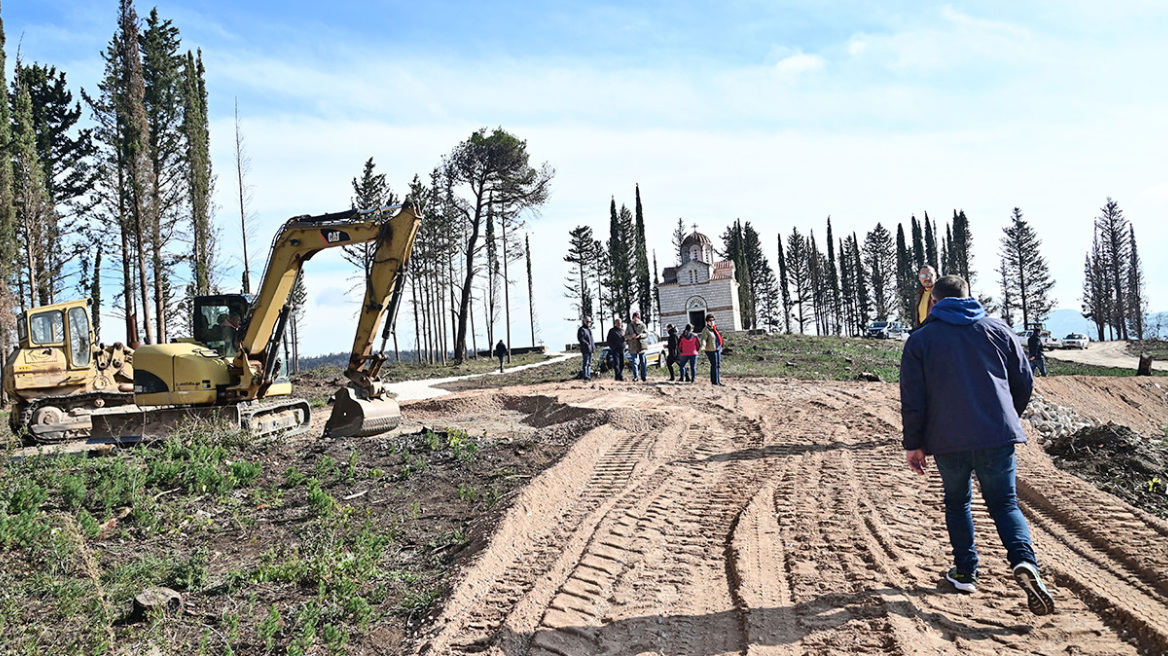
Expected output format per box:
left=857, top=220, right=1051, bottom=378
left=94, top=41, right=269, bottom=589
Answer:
left=442, top=127, right=552, bottom=363
left=786, top=228, right=812, bottom=333
left=743, top=222, right=777, bottom=331
left=1126, top=225, right=1147, bottom=340
left=633, top=185, right=651, bottom=322
left=1080, top=237, right=1110, bottom=341
left=141, top=8, right=186, bottom=342
left=1094, top=198, right=1130, bottom=340
left=347, top=157, right=396, bottom=275
left=998, top=207, right=1055, bottom=327
left=483, top=198, right=500, bottom=345
left=526, top=233, right=537, bottom=346
left=563, top=225, right=595, bottom=321
left=671, top=218, right=688, bottom=266
left=863, top=223, right=896, bottom=320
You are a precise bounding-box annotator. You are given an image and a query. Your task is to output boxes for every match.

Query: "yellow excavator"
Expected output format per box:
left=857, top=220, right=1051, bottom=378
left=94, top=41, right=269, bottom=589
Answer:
left=3, top=298, right=136, bottom=441
left=3, top=203, right=421, bottom=444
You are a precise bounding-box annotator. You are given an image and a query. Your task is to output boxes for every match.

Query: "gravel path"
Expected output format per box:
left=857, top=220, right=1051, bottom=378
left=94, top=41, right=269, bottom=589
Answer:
left=1045, top=339, right=1168, bottom=371
left=385, top=353, right=578, bottom=401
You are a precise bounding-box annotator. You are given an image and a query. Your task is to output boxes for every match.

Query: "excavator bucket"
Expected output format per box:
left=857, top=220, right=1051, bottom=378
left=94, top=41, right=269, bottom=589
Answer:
left=324, top=387, right=402, bottom=437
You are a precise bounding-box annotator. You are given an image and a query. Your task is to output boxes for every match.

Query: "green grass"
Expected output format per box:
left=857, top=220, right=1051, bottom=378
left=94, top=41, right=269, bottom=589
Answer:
left=442, top=331, right=1167, bottom=390
left=1126, top=339, right=1168, bottom=360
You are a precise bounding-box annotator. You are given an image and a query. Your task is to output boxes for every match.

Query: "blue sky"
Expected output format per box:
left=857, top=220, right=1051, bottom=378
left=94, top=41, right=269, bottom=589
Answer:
left=7, top=1, right=1168, bottom=353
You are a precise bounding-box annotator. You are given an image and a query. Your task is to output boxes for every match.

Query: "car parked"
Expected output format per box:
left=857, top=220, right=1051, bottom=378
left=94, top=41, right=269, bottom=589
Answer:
left=1062, top=333, right=1089, bottom=350
left=865, top=320, right=906, bottom=339
left=597, top=332, right=666, bottom=373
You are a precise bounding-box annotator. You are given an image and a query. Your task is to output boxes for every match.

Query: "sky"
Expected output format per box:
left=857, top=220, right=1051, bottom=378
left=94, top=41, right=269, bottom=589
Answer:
left=6, top=1, right=1168, bottom=355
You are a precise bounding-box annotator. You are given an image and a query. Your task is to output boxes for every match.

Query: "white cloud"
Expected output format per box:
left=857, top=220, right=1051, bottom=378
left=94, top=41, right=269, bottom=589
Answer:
left=773, top=53, right=826, bottom=80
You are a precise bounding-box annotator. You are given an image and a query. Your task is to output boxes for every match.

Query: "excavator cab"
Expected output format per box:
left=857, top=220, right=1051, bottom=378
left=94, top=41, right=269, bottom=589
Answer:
left=193, top=294, right=251, bottom=359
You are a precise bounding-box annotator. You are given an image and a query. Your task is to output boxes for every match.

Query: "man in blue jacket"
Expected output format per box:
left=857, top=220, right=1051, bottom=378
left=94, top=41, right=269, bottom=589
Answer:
left=901, top=275, right=1055, bottom=616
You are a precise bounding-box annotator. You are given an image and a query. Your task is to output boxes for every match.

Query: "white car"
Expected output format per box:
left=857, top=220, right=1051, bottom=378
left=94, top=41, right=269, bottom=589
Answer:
left=1062, top=333, right=1089, bottom=350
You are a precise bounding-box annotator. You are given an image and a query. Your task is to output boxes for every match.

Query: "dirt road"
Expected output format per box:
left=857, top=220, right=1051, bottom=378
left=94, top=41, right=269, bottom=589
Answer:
left=1046, top=339, right=1168, bottom=372
left=406, top=377, right=1168, bottom=656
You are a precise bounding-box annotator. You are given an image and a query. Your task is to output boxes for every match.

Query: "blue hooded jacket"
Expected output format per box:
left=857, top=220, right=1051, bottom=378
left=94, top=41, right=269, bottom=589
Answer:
left=900, top=297, right=1033, bottom=455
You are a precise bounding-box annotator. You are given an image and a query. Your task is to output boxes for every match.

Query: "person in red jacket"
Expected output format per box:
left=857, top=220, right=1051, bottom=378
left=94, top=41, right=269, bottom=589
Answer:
left=677, top=324, right=700, bottom=383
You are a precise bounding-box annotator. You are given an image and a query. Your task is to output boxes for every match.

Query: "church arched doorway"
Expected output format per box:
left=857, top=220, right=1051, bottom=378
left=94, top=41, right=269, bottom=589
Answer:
left=686, top=296, right=707, bottom=329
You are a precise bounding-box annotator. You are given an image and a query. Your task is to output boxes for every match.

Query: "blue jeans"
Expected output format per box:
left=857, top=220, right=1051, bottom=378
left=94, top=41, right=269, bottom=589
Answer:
left=933, top=444, right=1037, bottom=574
left=581, top=351, right=593, bottom=380
left=679, top=355, right=697, bottom=381
left=705, top=350, right=721, bottom=384
left=611, top=351, right=624, bottom=380
left=631, top=352, right=647, bottom=381
left=1030, top=357, right=1047, bottom=377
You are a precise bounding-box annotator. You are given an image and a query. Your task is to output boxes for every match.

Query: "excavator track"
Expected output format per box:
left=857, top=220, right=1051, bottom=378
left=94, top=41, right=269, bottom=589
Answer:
left=90, top=398, right=313, bottom=443
left=15, top=391, right=137, bottom=444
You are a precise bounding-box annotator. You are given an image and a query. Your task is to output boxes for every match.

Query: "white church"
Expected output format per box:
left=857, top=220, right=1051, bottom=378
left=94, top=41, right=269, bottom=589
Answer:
left=657, top=229, right=743, bottom=332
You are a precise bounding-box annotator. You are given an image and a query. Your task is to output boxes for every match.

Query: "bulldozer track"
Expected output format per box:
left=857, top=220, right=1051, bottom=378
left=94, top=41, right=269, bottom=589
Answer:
left=415, top=380, right=1168, bottom=656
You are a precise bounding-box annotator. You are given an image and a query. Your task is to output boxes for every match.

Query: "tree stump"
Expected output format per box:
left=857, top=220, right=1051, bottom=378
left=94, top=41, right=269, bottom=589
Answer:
left=131, top=587, right=183, bottom=622
left=1137, top=354, right=1154, bottom=377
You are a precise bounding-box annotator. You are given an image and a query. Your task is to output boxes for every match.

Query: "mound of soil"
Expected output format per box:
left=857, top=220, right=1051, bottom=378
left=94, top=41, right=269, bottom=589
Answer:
left=1046, top=423, right=1168, bottom=518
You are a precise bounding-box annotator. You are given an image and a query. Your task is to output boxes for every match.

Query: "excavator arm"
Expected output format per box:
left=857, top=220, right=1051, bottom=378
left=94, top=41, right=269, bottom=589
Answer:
left=229, top=204, right=422, bottom=422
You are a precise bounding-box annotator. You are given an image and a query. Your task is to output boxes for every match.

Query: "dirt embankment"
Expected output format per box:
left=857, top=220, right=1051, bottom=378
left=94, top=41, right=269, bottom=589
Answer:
left=405, top=376, right=1168, bottom=656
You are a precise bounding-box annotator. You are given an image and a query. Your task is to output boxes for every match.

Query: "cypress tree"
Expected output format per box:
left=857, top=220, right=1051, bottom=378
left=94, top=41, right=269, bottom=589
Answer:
left=952, top=210, right=974, bottom=284
left=633, top=185, right=651, bottom=322
left=606, top=198, right=633, bottom=320
left=923, top=212, right=938, bottom=272
left=1126, top=225, right=1147, bottom=340
left=851, top=233, right=871, bottom=325
left=825, top=217, right=840, bottom=335
left=910, top=215, right=924, bottom=270
left=895, top=223, right=914, bottom=323
left=0, top=9, right=19, bottom=352
left=838, top=236, right=855, bottom=335
left=12, top=60, right=53, bottom=307
left=182, top=49, right=214, bottom=296
left=776, top=233, right=791, bottom=333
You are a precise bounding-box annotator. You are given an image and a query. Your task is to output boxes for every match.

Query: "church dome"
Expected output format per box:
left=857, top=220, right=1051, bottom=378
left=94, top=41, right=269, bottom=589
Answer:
left=681, top=231, right=712, bottom=248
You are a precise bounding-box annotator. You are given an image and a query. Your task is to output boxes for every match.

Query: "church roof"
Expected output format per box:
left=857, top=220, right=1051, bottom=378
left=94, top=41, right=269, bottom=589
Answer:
left=681, top=231, right=712, bottom=248
left=662, top=266, right=678, bottom=284
left=711, top=261, right=735, bottom=280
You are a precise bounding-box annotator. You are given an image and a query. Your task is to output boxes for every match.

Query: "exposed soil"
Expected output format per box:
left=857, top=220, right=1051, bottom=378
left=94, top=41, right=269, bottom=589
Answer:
left=399, top=375, right=1168, bottom=656
left=1047, top=339, right=1168, bottom=372
left=1045, top=423, right=1168, bottom=518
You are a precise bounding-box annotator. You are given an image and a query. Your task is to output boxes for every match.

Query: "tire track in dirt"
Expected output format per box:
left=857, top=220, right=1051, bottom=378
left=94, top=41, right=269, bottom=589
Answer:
left=414, top=380, right=1168, bottom=656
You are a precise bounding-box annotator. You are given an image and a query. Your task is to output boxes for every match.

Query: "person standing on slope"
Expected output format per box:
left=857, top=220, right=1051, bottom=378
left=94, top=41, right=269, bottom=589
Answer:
left=900, top=274, right=1055, bottom=616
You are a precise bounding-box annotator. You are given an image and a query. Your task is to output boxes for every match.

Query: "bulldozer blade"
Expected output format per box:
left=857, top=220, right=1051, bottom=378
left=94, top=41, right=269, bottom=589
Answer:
left=324, top=387, right=402, bottom=437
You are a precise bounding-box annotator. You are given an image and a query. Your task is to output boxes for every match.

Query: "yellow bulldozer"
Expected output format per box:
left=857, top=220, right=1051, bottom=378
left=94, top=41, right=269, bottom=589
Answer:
left=3, top=203, right=421, bottom=445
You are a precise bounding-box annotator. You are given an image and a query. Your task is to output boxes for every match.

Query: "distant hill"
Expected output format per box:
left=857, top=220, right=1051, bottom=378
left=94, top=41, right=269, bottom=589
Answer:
left=1022, top=308, right=1167, bottom=339
left=298, top=351, right=426, bottom=371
